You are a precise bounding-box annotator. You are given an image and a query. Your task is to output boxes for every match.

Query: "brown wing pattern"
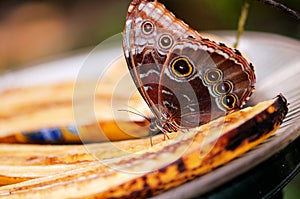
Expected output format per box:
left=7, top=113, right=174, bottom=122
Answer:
left=123, top=0, right=256, bottom=132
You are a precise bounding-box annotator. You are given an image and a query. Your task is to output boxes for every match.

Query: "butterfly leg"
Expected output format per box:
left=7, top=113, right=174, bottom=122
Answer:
left=162, top=131, right=170, bottom=141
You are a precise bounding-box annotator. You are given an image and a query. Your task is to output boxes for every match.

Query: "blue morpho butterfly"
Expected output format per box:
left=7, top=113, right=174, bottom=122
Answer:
left=122, top=0, right=256, bottom=137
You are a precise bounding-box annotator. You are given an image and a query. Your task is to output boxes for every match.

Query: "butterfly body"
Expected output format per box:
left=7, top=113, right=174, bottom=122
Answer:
left=123, top=0, right=256, bottom=134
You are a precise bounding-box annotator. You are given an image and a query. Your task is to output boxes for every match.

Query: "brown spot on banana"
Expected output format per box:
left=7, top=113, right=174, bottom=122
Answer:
left=93, top=95, right=288, bottom=198
left=0, top=95, right=288, bottom=198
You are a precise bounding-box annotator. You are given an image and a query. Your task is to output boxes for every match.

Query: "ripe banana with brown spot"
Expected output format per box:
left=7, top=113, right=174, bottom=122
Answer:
left=0, top=60, right=148, bottom=144
left=0, top=133, right=172, bottom=185
left=0, top=95, right=288, bottom=198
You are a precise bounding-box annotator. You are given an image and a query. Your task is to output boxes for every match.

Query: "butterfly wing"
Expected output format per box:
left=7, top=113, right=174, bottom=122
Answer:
left=123, top=0, right=255, bottom=129
left=123, top=0, right=193, bottom=121
left=159, top=37, right=257, bottom=128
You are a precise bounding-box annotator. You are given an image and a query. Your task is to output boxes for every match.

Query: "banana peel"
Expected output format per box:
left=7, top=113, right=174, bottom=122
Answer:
left=0, top=58, right=149, bottom=144
left=0, top=94, right=288, bottom=198
left=0, top=80, right=147, bottom=143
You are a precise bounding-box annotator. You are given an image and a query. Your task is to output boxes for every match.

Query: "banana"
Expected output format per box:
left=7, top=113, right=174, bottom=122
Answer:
left=0, top=95, right=288, bottom=198
left=0, top=127, right=175, bottom=185
left=0, top=57, right=150, bottom=144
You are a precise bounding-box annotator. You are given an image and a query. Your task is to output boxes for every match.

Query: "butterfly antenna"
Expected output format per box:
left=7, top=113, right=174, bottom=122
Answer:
left=128, top=105, right=149, bottom=117
left=256, top=0, right=300, bottom=20
left=117, top=109, right=151, bottom=122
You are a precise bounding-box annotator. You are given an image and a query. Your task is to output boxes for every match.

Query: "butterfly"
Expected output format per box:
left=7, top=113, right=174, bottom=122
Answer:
left=123, top=0, right=256, bottom=135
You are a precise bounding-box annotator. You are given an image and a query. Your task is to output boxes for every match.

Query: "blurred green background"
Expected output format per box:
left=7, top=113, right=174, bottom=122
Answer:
left=0, top=0, right=299, bottom=198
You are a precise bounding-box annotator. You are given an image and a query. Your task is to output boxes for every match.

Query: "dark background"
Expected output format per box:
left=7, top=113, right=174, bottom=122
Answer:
left=0, top=0, right=299, bottom=71
left=0, top=1, right=299, bottom=198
